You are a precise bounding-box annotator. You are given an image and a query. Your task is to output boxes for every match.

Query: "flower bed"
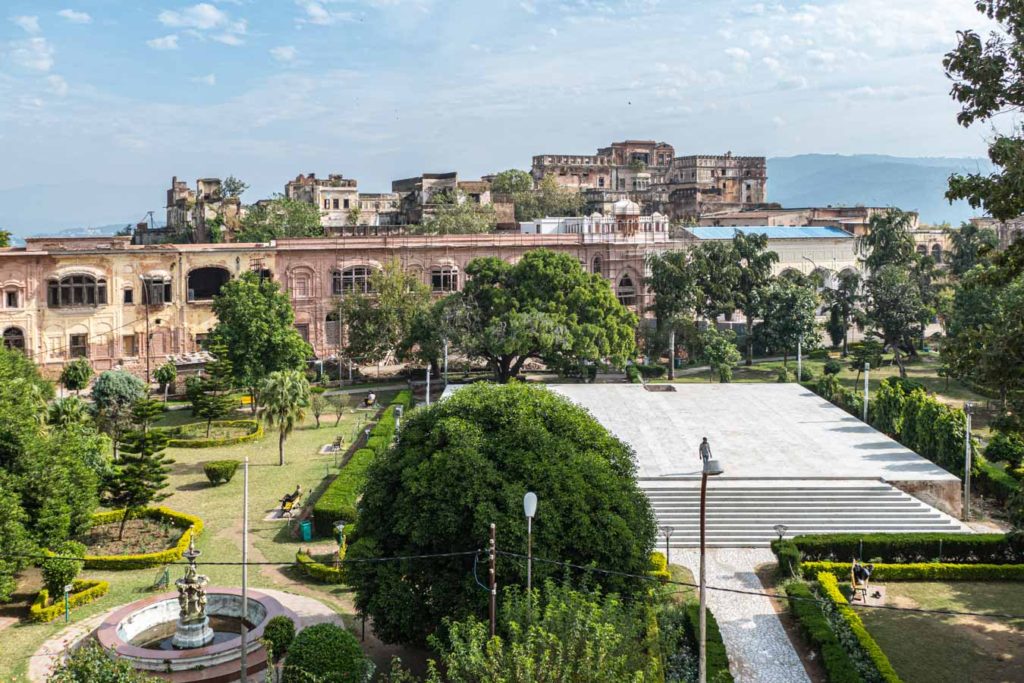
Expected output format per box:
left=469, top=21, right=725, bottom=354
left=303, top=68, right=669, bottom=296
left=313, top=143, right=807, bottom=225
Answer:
left=84, top=507, right=204, bottom=570
left=816, top=573, right=902, bottom=682
left=29, top=579, right=109, bottom=623
left=160, top=419, right=263, bottom=448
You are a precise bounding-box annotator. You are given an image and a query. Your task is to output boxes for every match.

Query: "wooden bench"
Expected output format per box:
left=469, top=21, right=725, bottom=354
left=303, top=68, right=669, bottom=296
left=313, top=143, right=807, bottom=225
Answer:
left=279, top=486, right=303, bottom=518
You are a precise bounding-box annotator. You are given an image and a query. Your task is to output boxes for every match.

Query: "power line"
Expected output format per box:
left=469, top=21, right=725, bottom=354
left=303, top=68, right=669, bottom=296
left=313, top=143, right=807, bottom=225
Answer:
left=2, top=549, right=478, bottom=566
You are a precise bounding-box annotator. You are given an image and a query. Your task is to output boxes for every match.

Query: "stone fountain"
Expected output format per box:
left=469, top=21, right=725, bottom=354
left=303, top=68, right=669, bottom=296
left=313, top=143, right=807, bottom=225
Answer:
left=171, top=536, right=214, bottom=649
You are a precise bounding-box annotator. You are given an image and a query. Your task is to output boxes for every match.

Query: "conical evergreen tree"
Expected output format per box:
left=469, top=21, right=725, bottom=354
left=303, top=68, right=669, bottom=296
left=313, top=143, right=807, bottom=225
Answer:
left=192, top=343, right=237, bottom=437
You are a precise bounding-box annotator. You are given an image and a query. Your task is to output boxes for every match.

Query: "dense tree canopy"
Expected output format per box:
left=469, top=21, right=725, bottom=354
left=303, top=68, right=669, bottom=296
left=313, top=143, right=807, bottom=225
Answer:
left=236, top=196, right=323, bottom=243
left=753, top=278, right=819, bottom=366
left=209, top=271, right=311, bottom=405
left=510, top=173, right=586, bottom=222
left=947, top=222, right=999, bottom=275
left=866, top=265, right=925, bottom=377
left=347, top=382, right=657, bottom=645
left=731, top=232, right=779, bottom=364
left=857, top=209, right=918, bottom=272
left=410, top=190, right=497, bottom=235
left=445, top=249, right=637, bottom=382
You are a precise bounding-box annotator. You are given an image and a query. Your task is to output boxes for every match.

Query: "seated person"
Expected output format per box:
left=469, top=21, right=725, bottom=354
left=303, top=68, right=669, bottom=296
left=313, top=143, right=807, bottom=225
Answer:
left=362, top=391, right=377, bottom=407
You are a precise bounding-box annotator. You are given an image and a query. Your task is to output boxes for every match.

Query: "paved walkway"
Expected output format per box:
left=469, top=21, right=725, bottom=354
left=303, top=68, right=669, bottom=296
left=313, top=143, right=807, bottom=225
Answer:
left=671, top=548, right=809, bottom=683
left=28, top=589, right=342, bottom=682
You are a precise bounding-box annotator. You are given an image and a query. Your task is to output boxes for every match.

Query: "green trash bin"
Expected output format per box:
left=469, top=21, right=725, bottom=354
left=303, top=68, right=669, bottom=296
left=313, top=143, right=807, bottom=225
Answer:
left=300, top=520, right=312, bottom=542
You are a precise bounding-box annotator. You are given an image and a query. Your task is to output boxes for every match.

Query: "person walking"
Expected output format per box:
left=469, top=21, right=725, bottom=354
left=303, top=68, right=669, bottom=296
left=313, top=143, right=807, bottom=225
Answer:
left=699, top=436, right=712, bottom=464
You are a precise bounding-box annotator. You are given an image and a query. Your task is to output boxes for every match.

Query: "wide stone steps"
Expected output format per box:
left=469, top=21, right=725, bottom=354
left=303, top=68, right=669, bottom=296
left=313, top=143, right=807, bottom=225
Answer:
left=643, top=483, right=966, bottom=547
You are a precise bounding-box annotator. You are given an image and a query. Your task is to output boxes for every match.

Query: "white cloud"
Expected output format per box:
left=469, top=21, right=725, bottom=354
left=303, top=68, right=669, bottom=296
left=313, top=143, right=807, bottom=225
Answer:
left=548, top=27, right=558, bottom=37
left=520, top=1, right=537, bottom=14
left=47, top=75, right=69, bottom=96
left=772, top=115, right=785, bottom=127
left=725, top=47, right=750, bottom=61
left=147, top=34, right=180, bottom=50
left=296, top=1, right=353, bottom=25
left=12, top=15, right=41, bottom=34
left=192, top=73, right=217, bottom=86
left=9, top=37, right=55, bottom=71
left=158, top=3, right=247, bottom=44
left=57, top=9, right=92, bottom=24
left=271, top=46, right=298, bottom=62
left=158, top=3, right=227, bottom=30
left=761, top=56, right=783, bottom=74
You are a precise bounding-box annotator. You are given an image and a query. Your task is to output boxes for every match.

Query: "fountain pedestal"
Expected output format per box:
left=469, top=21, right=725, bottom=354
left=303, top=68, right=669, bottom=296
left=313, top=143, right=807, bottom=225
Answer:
left=171, top=615, right=215, bottom=649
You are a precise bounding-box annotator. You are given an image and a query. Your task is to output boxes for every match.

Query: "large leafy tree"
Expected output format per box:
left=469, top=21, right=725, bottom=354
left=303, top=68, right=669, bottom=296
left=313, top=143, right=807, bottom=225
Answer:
left=209, top=271, right=312, bottom=408
left=865, top=265, right=926, bottom=377
left=857, top=209, right=918, bottom=272
left=236, top=195, right=323, bottom=243
left=260, top=370, right=310, bottom=466
left=731, top=232, right=779, bottom=364
left=689, top=241, right=741, bottom=320
left=699, top=327, right=742, bottom=383
left=753, top=279, right=819, bottom=367
left=822, top=270, right=863, bottom=356
left=104, top=399, right=173, bottom=540
left=489, top=169, right=534, bottom=195
left=447, top=249, right=636, bottom=382
left=346, top=382, right=657, bottom=645
left=91, top=370, right=146, bottom=461
left=646, top=250, right=698, bottom=378
left=945, top=1, right=1024, bottom=220
left=339, top=259, right=432, bottom=364
left=0, top=472, right=34, bottom=602
left=398, top=296, right=462, bottom=377
left=60, top=358, right=92, bottom=396
left=410, top=190, right=497, bottom=235
left=512, top=174, right=586, bottom=222
left=946, top=222, right=999, bottom=276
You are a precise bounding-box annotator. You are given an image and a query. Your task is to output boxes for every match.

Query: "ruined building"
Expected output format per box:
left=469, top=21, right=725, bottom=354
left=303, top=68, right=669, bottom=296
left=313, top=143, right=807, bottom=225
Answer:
left=531, top=140, right=768, bottom=220
left=164, top=177, right=243, bottom=243
left=284, top=173, right=402, bottom=230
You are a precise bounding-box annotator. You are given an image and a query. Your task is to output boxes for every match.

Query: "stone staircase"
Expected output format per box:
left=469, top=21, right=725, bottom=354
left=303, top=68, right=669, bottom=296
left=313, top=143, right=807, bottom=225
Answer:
left=644, top=482, right=967, bottom=547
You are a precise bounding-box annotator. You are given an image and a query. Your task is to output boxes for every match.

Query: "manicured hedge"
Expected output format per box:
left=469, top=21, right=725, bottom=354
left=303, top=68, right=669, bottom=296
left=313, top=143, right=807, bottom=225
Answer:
left=203, top=459, right=240, bottom=485
left=29, top=579, right=109, bottom=623
left=772, top=533, right=1024, bottom=576
left=84, top=507, right=204, bottom=570
left=816, top=573, right=902, bottom=683
left=783, top=581, right=861, bottom=683
left=295, top=550, right=345, bottom=584
left=803, top=560, right=1024, bottom=582
left=648, top=551, right=671, bottom=582
left=311, top=448, right=374, bottom=535
left=161, top=420, right=263, bottom=448
left=390, top=390, right=413, bottom=412
left=976, top=458, right=1019, bottom=505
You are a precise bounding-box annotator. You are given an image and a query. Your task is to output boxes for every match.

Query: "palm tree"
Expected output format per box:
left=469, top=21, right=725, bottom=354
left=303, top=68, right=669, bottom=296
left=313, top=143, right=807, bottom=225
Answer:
left=260, top=370, right=310, bottom=466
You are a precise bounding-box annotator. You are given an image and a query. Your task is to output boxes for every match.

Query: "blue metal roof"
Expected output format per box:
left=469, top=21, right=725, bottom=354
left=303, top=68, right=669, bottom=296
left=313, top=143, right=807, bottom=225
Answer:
left=688, top=225, right=853, bottom=240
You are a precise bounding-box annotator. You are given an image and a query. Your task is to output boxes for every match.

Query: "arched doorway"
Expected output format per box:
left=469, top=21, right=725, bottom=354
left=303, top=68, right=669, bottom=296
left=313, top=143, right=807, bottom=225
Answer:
left=2, top=327, right=25, bottom=351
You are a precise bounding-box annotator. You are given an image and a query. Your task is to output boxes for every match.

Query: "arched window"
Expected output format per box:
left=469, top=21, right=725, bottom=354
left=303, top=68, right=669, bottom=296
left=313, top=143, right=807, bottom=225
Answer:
left=334, top=267, right=374, bottom=295
left=916, top=244, right=927, bottom=255
left=617, top=274, right=637, bottom=306
left=931, top=244, right=943, bottom=262
left=187, top=267, right=230, bottom=301
left=3, top=327, right=25, bottom=351
left=593, top=255, right=603, bottom=275
left=431, top=266, right=459, bottom=292
left=46, top=274, right=107, bottom=307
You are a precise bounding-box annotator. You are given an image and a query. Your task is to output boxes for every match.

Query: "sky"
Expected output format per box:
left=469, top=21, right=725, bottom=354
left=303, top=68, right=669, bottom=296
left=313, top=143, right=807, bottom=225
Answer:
left=0, top=0, right=1002, bottom=234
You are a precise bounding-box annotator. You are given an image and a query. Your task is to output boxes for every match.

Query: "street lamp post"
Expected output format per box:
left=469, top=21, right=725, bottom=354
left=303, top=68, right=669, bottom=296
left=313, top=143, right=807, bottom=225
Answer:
left=660, top=526, right=674, bottom=562
left=523, top=492, right=537, bottom=596
left=964, top=402, right=974, bottom=521
left=863, top=362, right=870, bottom=422
left=699, top=453, right=724, bottom=683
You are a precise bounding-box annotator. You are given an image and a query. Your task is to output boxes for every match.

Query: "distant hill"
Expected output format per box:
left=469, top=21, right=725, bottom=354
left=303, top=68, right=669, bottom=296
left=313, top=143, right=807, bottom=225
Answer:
left=767, top=154, right=993, bottom=226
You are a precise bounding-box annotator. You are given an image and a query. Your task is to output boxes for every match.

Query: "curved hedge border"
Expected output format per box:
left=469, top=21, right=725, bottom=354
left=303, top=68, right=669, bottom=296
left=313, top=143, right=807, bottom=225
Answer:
left=295, top=550, right=345, bottom=584
left=803, top=561, right=1024, bottom=582
left=161, top=420, right=263, bottom=449
left=783, top=581, right=861, bottom=683
left=817, top=573, right=902, bottom=682
left=84, top=507, right=204, bottom=570
left=29, top=579, right=109, bottom=623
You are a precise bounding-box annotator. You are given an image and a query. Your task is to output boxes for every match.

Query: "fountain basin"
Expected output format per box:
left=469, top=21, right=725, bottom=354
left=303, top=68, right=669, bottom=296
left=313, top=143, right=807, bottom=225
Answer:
left=94, top=588, right=294, bottom=682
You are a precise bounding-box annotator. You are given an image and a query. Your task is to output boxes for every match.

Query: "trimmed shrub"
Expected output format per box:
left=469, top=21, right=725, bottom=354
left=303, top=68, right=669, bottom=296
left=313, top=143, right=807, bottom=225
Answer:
left=84, top=507, right=204, bottom=570
left=816, top=573, right=902, bottom=682
left=637, top=363, right=667, bottom=379
left=295, top=550, right=345, bottom=583
left=823, top=359, right=843, bottom=376
left=976, top=457, right=1019, bottom=504
left=309, top=385, right=327, bottom=395
left=784, top=581, right=860, bottom=683
left=772, top=533, right=1024, bottom=570
left=42, top=541, right=86, bottom=597
left=648, top=551, right=670, bottom=582
left=203, top=459, right=240, bottom=485
left=160, top=420, right=263, bottom=449
left=804, top=561, right=1024, bottom=581
left=776, top=367, right=791, bottom=383
left=798, top=366, right=814, bottom=382
left=682, top=602, right=733, bottom=683
left=262, top=615, right=296, bottom=661
left=282, top=623, right=368, bottom=683
left=311, top=448, right=375, bottom=535
left=986, top=431, right=1024, bottom=467
left=390, top=390, right=413, bottom=412
left=626, top=365, right=642, bottom=383
left=29, top=579, right=109, bottom=623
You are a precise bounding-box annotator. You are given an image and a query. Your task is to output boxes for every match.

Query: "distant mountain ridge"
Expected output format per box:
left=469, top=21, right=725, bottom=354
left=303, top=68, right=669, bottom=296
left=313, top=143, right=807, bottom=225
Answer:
left=767, top=154, right=993, bottom=226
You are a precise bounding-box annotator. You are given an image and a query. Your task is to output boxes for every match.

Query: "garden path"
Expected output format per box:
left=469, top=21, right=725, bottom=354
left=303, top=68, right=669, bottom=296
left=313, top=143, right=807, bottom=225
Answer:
left=671, top=548, right=811, bottom=683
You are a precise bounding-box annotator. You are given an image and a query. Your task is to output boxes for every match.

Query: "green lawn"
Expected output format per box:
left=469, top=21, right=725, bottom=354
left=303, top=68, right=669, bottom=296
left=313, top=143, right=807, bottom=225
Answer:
left=0, top=398, right=391, bottom=682
left=861, top=581, right=1024, bottom=683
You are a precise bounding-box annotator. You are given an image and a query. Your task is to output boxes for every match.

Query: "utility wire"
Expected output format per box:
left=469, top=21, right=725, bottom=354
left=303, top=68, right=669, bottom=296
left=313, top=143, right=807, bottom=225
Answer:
left=2, top=550, right=478, bottom=566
